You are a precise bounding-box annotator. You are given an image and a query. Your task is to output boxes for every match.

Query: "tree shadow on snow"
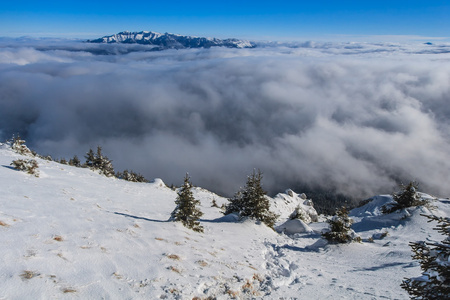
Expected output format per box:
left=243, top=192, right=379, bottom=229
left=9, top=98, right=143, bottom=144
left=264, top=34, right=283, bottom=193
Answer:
left=351, top=207, right=428, bottom=233
left=113, top=211, right=170, bottom=223
left=352, top=262, right=416, bottom=272
left=268, top=236, right=328, bottom=254
left=200, top=213, right=240, bottom=223
left=113, top=211, right=238, bottom=224
left=2, top=165, right=19, bottom=171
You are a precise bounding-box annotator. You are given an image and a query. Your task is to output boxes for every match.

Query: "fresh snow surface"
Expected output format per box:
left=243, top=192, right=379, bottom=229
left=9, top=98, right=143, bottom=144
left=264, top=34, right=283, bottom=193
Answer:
left=1, top=143, right=449, bottom=299
left=275, top=219, right=314, bottom=235
left=271, top=189, right=319, bottom=223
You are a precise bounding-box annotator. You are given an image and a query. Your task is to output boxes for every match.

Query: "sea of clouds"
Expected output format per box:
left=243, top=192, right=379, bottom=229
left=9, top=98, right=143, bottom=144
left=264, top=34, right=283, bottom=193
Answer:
left=1, top=38, right=449, bottom=198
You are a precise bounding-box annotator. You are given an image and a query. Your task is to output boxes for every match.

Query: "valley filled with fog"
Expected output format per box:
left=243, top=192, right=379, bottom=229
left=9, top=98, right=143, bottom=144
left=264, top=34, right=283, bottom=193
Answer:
left=1, top=39, right=449, bottom=198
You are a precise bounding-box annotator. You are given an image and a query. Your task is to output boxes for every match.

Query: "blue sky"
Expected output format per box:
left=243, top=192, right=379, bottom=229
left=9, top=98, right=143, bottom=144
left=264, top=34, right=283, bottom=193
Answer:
left=1, top=0, right=449, bottom=41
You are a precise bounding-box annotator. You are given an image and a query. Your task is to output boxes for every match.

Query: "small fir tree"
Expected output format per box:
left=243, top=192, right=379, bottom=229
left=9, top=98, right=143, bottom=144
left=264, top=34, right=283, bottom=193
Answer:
left=322, top=207, right=359, bottom=244
left=116, top=169, right=148, bottom=183
left=41, top=155, right=53, bottom=161
left=97, top=146, right=114, bottom=177
left=382, top=181, right=427, bottom=214
left=289, top=206, right=307, bottom=222
left=170, top=174, right=204, bottom=232
left=225, top=190, right=243, bottom=216
left=84, top=149, right=96, bottom=168
left=68, top=155, right=81, bottom=167
left=225, top=169, right=278, bottom=228
left=11, top=135, right=33, bottom=156
left=401, top=215, right=450, bottom=299
left=11, top=159, right=39, bottom=177
left=134, top=173, right=147, bottom=183
left=84, top=146, right=115, bottom=177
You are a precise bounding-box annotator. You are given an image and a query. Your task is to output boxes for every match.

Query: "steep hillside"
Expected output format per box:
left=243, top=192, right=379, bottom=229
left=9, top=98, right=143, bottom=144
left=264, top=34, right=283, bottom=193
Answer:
left=0, top=143, right=448, bottom=299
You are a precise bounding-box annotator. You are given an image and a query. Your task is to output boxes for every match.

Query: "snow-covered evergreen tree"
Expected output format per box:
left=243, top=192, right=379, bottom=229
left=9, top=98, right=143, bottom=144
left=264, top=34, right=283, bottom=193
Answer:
left=322, top=207, right=359, bottom=243
left=116, top=169, right=148, bottom=183
left=84, top=149, right=96, bottom=168
left=84, top=146, right=115, bottom=177
left=401, top=215, right=450, bottom=299
left=225, top=169, right=278, bottom=228
left=170, top=174, right=204, bottom=232
left=68, top=155, right=81, bottom=167
left=289, top=206, right=308, bottom=222
left=11, top=159, right=39, bottom=177
left=10, top=135, right=32, bottom=156
left=383, top=181, right=427, bottom=214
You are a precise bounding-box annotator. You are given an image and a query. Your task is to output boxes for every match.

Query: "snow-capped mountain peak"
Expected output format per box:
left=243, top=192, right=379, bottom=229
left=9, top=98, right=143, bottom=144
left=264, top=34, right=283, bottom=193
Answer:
left=87, top=31, right=256, bottom=50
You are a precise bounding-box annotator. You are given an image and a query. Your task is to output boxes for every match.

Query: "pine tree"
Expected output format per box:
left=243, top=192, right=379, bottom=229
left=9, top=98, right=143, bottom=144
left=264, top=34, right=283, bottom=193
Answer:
left=289, top=206, right=307, bottom=222
left=134, top=173, right=147, bottom=183
left=84, top=146, right=115, bottom=177
left=170, top=174, right=204, bottom=232
left=11, top=159, right=39, bottom=177
left=116, top=169, right=148, bottom=183
left=11, top=135, right=32, bottom=156
left=382, top=181, right=427, bottom=214
left=401, top=215, right=450, bottom=299
left=84, top=148, right=96, bottom=168
left=322, top=207, right=359, bottom=243
left=68, top=155, right=81, bottom=167
left=225, top=169, right=278, bottom=228
left=116, top=169, right=131, bottom=181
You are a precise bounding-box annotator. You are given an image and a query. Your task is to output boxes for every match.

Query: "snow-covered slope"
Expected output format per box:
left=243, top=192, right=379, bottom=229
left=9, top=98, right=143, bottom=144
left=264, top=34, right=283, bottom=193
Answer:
left=271, top=189, right=319, bottom=223
left=87, top=31, right=256, bottom=50
left=1, top=143, right=448, bottom=299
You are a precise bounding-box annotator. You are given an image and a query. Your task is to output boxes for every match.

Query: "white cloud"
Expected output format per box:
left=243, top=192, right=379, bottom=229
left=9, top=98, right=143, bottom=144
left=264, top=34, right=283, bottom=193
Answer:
left=1, top=39, right=450, bottom=198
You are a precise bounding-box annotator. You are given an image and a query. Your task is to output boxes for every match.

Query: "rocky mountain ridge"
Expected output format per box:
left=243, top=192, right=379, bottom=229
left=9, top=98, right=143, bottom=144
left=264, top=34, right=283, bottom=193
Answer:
left=87, top=31, right=256, bottom=50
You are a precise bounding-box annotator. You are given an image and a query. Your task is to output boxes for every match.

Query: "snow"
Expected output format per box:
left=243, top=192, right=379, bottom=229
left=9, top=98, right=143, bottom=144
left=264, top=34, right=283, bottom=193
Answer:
left=90, top=31, right=255, bottom=49
left=275, top=219, right=314, bottom=235
left=350, top=195, right=393, bottom=218
left=271, top=189, right=319, bottom=223
left=1, top=143, right=449, bottom=299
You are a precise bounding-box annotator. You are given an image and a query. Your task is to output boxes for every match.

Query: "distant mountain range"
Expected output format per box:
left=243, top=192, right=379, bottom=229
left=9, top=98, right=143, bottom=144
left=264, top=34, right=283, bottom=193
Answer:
left=87, top=31, right=256, bottom=50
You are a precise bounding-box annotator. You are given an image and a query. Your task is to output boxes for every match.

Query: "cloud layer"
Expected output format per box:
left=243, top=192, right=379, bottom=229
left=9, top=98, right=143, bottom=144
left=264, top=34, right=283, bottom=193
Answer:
left=1, top=39, right=450, bottom=198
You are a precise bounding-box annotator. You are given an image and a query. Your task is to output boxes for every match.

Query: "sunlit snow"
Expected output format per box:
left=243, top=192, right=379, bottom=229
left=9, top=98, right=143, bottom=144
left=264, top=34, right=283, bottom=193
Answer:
left=1, top=143, right=448, bottom=299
